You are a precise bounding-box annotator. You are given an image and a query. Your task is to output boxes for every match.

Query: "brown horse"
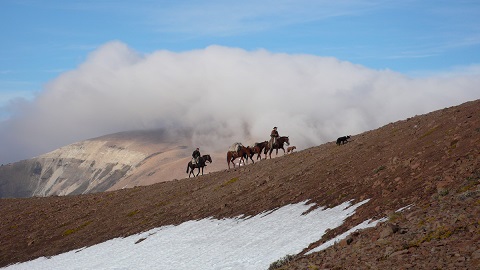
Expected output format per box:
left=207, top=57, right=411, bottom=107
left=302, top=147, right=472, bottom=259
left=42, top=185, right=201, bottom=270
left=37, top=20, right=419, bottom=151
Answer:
left=186, top=154, right=212, bottom=178
left=267, top=136, right=290, bottom=159
left=249, top=141, right=268, bottom=160
left=227, top=146, right=252, bottom=169
left=245, top=146, right=256, bottom=164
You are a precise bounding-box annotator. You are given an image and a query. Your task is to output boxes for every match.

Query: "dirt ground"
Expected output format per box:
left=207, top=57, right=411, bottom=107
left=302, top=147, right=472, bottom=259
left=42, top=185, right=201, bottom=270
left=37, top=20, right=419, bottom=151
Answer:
left=1, top=99, right=479, bottom=269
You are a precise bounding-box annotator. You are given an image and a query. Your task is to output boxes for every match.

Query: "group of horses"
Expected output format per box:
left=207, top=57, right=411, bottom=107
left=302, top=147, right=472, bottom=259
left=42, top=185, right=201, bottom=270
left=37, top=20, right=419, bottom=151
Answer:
left=227, top=136, right=290, bottom=169
left=186, top=136, right=290, bottom=177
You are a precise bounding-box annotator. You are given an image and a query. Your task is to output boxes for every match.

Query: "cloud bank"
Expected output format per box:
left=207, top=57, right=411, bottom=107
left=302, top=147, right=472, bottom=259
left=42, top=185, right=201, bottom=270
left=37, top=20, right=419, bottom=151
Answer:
left=1, top=41, right=479, bottom=164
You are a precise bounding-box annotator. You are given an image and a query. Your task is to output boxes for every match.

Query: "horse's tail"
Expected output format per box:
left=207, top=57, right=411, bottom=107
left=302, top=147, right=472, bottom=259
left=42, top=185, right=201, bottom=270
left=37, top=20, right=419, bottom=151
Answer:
left=186, top=163, right=190, bottom=174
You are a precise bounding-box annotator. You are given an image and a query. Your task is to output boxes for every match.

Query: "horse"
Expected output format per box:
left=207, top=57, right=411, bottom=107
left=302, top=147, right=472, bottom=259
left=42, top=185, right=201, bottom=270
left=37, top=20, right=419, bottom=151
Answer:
left=249, top=141, right=268, bottom=160
left=267, top=136, right=290, bottom=159
left=227, top=145, right=252, bottom=169
left=245, top=146, right=256, bottom=164
left=186, top=154, right=212, bottom=178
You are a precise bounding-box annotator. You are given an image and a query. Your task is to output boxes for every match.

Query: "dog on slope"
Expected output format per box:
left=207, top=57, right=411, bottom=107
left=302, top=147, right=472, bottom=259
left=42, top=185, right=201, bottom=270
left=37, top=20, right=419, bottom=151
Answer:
left=287, top=146, right=296, bottom=154
left=336, top=135, right=351, bottom=145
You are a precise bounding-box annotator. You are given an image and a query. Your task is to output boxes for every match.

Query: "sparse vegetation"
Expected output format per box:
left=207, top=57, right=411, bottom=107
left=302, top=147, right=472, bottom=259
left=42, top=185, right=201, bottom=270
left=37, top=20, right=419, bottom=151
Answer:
left=388, top=212, right=401, bottom=223
left=438, top=189, right=449, bottom=196
left=418, top=216, right=435, bottom=227
left=63, top=221, right=92, bottom=236
left=373, top=165, right=386, bottom=174
left=127, top=210, right=140, bottom=217
left=450, top=139, right=459, bottom=149
left=268, top=254, right=296, bottom=270
left=215, top=177, right=239, bottom=190
left=409, top=225, right=454, bottom=248
left=419, top=126, right=439, bottom=139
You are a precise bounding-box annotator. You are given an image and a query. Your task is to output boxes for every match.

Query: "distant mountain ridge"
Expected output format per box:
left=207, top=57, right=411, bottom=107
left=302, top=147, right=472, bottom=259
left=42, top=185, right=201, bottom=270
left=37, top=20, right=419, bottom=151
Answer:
left=0, top=129, right=225, bottom=198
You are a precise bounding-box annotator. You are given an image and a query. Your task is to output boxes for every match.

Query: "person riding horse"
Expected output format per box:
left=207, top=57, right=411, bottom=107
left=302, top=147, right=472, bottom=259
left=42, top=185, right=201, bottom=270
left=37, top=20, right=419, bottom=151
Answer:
left=187, top=154, right=212, bottom=177
left=192, top=147, right=201, bottom=165
left=269, top=127, right=279, bottom=148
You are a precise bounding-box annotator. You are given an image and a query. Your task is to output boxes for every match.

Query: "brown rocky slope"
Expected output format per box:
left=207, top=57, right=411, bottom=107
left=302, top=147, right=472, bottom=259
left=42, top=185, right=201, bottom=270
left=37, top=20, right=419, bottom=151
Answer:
left=0, top=99, right=479, bottom=269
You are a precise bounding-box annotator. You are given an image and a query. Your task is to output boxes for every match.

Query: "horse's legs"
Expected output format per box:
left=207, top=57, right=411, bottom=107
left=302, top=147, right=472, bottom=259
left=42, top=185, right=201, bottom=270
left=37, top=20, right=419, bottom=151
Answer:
left=228, top=156, right=235, bottom=169
left=186, top=163, right=191, bottom=177
left=227, top=153, right=231, bottom=169
left=187, top=164, right=192, bottom=178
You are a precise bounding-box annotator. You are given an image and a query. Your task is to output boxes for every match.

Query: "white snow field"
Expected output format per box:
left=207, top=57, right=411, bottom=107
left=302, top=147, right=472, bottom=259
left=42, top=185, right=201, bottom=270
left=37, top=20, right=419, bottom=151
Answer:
left=4, top=199, right=383, bottom=270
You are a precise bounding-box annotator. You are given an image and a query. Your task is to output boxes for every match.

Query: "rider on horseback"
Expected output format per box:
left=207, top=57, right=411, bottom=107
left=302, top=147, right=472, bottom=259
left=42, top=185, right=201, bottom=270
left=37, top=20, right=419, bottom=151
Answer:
left=269, top=127, right=279, bottom=148
left=192, top=147, right=201, bottom=165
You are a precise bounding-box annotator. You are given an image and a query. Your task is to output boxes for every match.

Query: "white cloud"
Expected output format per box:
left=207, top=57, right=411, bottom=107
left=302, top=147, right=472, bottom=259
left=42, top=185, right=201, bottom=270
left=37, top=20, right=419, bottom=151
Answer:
left=0, top=41, right=479, bottom=164
left=0, top=89, right=36, bottom=106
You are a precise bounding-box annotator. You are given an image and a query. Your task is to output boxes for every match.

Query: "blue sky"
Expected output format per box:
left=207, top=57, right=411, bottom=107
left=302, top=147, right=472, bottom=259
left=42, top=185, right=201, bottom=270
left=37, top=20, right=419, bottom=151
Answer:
left=1, top=0, right=479, bottom=101
left=0, top=0, right=480, bottom=163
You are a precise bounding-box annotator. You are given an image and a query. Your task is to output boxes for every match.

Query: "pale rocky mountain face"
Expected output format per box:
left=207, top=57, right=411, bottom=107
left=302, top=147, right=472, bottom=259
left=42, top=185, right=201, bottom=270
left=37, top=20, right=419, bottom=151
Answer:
left=0, top=130, right=228, bottom=198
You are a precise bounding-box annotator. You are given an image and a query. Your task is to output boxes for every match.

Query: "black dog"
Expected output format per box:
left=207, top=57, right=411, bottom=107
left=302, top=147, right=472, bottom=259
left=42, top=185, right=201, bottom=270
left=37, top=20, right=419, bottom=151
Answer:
left=336, top=135, right=351, bottom=145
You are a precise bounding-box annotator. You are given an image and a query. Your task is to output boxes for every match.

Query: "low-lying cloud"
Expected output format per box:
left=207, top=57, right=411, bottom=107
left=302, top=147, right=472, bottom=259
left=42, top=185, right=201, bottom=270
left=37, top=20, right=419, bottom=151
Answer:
left=1, top=41, right=479, bottom=164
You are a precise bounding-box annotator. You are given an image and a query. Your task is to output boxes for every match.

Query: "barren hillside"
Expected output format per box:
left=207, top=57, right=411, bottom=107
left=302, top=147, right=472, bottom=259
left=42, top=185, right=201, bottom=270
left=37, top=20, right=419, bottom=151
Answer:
left=0, top=99, right=479, bottom=269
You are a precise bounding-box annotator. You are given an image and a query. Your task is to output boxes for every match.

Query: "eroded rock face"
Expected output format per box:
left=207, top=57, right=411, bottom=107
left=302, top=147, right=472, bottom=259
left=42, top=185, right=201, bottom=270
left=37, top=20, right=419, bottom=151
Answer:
left=0, top=130, right=172, bottom=198
left=35, top=141, right=146, bottom=196
left=0, top=140, right=147, bottom=197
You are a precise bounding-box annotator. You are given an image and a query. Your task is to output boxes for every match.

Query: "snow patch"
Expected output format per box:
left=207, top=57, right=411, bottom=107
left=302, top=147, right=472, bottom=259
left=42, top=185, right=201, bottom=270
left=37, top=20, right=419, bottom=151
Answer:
left=4, top=200, right=372, bottom=270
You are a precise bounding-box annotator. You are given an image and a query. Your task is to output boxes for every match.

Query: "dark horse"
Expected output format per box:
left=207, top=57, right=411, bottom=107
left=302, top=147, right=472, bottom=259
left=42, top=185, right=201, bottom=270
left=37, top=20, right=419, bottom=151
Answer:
left=249, top=141, right=268, bottom=160
left=227, top=146, right=252, bottom=169
left=186, top=154, right=212, bottom=178
left=267, top=136, right=290, bottom=159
